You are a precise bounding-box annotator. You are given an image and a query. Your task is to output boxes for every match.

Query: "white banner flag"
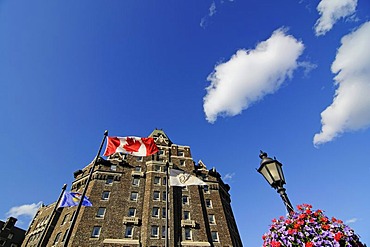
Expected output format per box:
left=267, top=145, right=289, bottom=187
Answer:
left=169, top=169, right=207, bottom=187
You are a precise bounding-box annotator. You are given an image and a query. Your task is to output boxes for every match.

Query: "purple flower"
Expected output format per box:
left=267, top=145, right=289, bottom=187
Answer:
left=262, top=204, right=366, bottom=247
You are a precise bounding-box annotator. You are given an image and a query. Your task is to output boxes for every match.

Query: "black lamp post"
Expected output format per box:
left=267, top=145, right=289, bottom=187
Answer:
left=257, top=151, right=294, bottom=214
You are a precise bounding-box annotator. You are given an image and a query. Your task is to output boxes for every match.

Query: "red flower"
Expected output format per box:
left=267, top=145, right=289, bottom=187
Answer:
left=335, top=232, right=343, bottom=241
left=299, top=214, right=307, bottom=219
left=271, top=241, right=281, bottom=247
left=321, top=217, right=328, bottom=223
left=305, top=242, right=314, bottom=247
left=322, top=224, right=330, bottom=230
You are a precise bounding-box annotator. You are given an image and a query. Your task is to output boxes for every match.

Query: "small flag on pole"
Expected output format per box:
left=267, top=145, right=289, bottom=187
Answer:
left=104, top=136, right=158, bottom=157
left=58, top=192, right=93, bottom=208
left=169, top=169, right=207, bottom=187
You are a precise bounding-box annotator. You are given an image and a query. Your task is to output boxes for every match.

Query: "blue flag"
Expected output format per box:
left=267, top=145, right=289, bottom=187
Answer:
left=58, top=192, right=92, bottom=208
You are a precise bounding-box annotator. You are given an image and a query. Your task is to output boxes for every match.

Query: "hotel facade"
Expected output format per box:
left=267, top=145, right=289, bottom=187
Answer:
left=22, top=129, right=242, bottom=247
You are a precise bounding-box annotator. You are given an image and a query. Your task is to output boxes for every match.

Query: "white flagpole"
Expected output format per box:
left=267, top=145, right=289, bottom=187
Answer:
left=165, top=162, right=169, bottom=247
left=36, top=184, right=67, bottom=247
left=63, top=130, right=108, bottom=247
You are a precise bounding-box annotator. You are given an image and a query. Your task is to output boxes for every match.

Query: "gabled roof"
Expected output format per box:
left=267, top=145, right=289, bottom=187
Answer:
left=149, top=128, right=172, bottom=146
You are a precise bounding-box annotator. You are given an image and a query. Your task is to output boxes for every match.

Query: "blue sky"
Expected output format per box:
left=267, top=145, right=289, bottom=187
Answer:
left=1, top=0, right=369, bottom=246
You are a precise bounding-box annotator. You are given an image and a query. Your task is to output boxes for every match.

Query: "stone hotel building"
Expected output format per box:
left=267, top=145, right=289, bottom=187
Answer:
left=22, top=129, right=243, bottom=247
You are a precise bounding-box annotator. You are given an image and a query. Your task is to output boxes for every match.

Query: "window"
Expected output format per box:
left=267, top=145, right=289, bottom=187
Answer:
left=151, top=226, right=159, bottom=238
left=209, top=214, right=216, bottom=224
left=162, top=191, right=167, bottom=201
left=136, top=156, right=143, bottom=161
left=185, top=227, right=192, bottom=240
left=211, top=231, right=219, bottom=242
left=180, top=160, right=185, bottom=166
left=102, top=191, right=110, bottom=200
left=91, top=226, right=101, bottom=238
left=162, top=207, right=166, bottom=218
left=125, top=225, right=133, bottom=238
left=153, top=191, right=160, bottom=201
left=159, top=150, right=165, bottom=155
left=154, top=165, right=161, bottom=172
left=130, top=192, right=138, bottom=201
left=62, top=231, right=68, bottom=242
left=203, top=185, right=210, bottom=194
left=162, top=226, right=166, bottom=238
left=206, top=199, right=212, bottom=208
left=61, top=214, right=69, bottom=225
left=152, top=207, right=159, bottom=218
left=135, top=166, right=141, bottom=171
left=106, top=176, right=113, bottom=185
left=128, top=208, right=136, bottom=217
left=96, top=207, right=106, bottom=218
left=182, top=196, right=188, bottom=205
left=184, top=211, right=190, bottom=220
left=53, top=232, right=61, bottom=245
left=162, top=177, right=167, bottom=185
left=154, top=176, right=161, bottom=185
left=110, top=165, right=117, bottom=171
left=178, top=150, right=184, bottom=156
left=132, top=177, right=140, bottom=186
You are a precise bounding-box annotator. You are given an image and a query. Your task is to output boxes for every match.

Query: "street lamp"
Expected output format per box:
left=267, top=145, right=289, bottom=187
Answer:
left=257, top=151, right=294, bottom=214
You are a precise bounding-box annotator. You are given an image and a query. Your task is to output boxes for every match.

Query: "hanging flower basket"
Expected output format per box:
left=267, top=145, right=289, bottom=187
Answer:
left=262, top=204, right=366, bottom=247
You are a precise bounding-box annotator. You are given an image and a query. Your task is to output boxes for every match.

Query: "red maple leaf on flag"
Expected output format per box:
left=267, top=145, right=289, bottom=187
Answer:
left=123, top=137, right=142, bottom=153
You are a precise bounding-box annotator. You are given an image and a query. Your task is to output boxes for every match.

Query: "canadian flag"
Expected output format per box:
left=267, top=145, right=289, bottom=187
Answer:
left=104, top=136, right=159, bottom=157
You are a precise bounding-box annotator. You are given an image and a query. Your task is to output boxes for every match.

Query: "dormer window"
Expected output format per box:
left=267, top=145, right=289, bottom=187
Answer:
left=135, top=166, right=141, bottom=172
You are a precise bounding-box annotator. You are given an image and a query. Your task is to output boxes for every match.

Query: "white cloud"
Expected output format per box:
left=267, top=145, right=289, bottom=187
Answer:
left=200, top=1, right=217, bottom=28
left=298, top=61, right=317, bottom=77
left=223, top=172, right=235, bottom=181
left=313, top=21, right=370, bottom=146
left=314, top=0, right=358, bottom=36
left=209, top=2, right=217, bottom=17
left=6, top=201, right=43, bottom=219
left=345, top=218, right=358, bottom=224
left=200, top=16, right=208, bottom=29
left=203, top=28, right=304, bottom=123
